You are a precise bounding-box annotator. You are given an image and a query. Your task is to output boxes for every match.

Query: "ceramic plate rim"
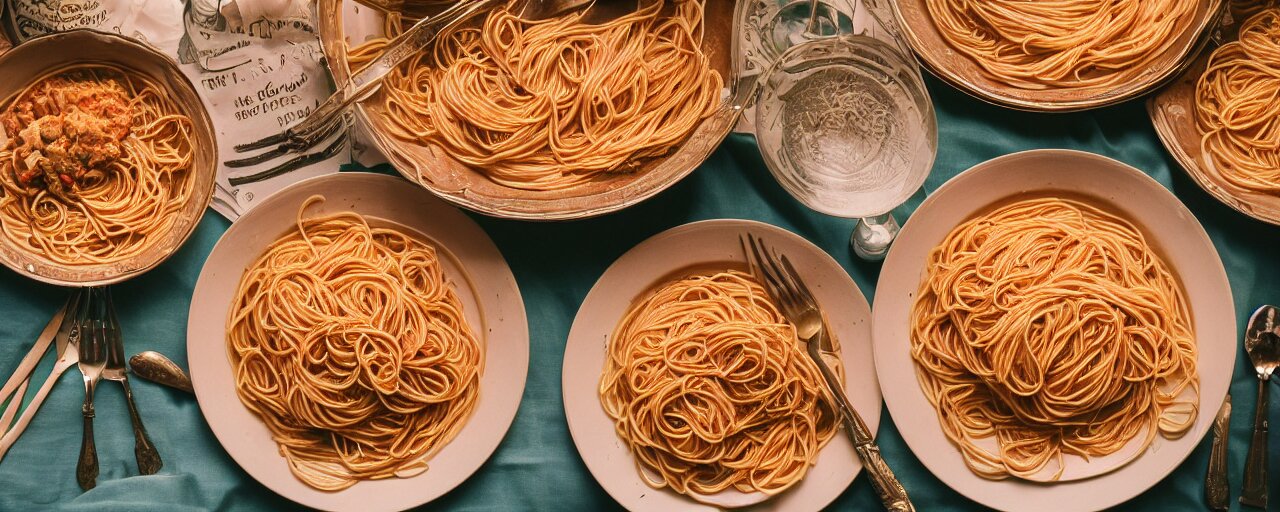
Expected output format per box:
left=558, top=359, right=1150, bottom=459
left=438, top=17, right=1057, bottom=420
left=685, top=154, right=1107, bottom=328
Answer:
left=187, top=172, right=529, bottom=512
left=872, top=149, right=1235, bottom=511
left=563, top=219, right=881, bottom=512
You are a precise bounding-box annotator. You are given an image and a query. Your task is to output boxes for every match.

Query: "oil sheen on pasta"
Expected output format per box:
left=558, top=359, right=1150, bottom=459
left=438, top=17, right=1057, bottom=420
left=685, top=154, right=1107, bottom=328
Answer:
left=599, top=271, right=842, bottom=496
left=227, top=197, right=482, bottom=491
left=909, top=198, right=1198, bottom=481
left=0, top=65, right=195, bottom=265
left=348, top=0, right=722, bottom=191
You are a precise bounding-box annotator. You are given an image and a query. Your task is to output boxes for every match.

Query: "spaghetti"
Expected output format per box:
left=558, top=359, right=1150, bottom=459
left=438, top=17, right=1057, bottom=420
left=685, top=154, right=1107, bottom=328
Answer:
left=1195, top=7, right=1280, bottom=194
left=909, top=198, right=1198, bottom=481
left=227, top=197, right=482, bottom=491
left=349, top=0, right=722, bottom=191
left=924, top=0, right=1197, bottom=90
left=0, top=64, right=195, bottom=265
left=599, top=271, right=841, bottom=496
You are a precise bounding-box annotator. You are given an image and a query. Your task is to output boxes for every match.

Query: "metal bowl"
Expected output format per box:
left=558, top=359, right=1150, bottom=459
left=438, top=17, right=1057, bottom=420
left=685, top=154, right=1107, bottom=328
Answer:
left=890, top=0, right=1224, bottom=112
left=317, top=0, right=739, bottom=220
left=1149, top=33, right=1280, bottom=226
left=0, top=29, right=218, bottom=286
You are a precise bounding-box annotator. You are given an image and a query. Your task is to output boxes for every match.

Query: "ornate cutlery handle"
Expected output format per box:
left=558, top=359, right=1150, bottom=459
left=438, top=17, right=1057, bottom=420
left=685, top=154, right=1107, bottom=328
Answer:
left=806, top=331, right=914, bottom=511
left=1206, top=396, right=1231, bottom=511
left=76, top=382, right=99, bottom=491
left=1242, top=378, right=1269, bottom=508
left=121, top=380, right=161, bottom=475
left=856, top=443, right=915, bottom=512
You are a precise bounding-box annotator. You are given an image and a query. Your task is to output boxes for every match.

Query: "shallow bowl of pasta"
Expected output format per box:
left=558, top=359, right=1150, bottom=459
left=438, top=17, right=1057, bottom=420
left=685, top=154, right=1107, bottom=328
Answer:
left=872, top=149, right=1234, bottom=511
left=563, top=219, right=881, bottom=511
left=187, top=172, right=529, bottom=511
left=1149, top=6, right=1280, bottom=226
left=891, top=0, right=1224, bottom=111
left=317, top=0, right=739, bottom=220
left=0, top=29, right=216, bottom=285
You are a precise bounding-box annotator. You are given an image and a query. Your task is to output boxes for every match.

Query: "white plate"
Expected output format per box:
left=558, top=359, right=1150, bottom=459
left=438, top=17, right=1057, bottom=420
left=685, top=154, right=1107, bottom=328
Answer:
left=563, top=219, right=881, bottom=511
left=188, top=172, right=529, bottom=512
left=873, top=150, right=1235, bottom=511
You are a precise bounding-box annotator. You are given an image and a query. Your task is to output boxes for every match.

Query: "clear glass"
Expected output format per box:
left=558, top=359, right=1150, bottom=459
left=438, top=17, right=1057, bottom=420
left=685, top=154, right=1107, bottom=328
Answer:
left=751, top=0, right=937, bottom=259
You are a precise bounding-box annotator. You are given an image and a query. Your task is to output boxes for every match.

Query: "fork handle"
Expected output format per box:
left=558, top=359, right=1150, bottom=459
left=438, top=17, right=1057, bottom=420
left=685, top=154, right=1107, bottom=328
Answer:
left=806, top=331, right=914, bottom=511
left=1242, top=377, right=1269, bottom=508
left=119, top=380, right=162, bottom=475
left=77, top=381, right=99, bottom=491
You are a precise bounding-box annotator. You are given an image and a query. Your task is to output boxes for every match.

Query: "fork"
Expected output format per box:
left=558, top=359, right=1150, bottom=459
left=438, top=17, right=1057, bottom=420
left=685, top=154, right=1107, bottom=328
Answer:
left=75, top=288, right=108, bottom=491
left=101, top=288, right=162, bottom=475
left=743, top=234, right=914, bottom=512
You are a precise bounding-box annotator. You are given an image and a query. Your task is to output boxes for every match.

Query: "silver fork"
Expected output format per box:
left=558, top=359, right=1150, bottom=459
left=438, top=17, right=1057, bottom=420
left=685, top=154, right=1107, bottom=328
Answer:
left=742, top=234, right=914, bottom=512
left=101, top=288, right=162, bottom=475
left=75, top=288, right=108, bottom=491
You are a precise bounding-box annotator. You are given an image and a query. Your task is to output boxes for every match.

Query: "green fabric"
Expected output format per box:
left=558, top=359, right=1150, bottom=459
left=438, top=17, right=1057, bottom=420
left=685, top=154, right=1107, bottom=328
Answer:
left=1, top=78, right=1278, bottom=512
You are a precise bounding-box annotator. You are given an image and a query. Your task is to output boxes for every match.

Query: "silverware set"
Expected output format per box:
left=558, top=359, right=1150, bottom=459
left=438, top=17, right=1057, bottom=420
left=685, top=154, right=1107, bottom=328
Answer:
left=1209, top=304, right=1280, bottom=510
left=1239, top=304, right=1280, bottom=509
left=0, top=288, right=166, bottom=490
left=743, top=234, right=914, bottom=511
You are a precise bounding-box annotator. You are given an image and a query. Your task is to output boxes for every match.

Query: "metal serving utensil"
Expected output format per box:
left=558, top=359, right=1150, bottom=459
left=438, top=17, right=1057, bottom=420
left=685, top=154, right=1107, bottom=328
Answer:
left=0, top=293, right=73, bottom=433
left=354, top=0, right=453, bottom=20
left=129, top=351, right=194, bottom=395
left=0, top=289, right=84, bottom=461
left=101, top=289, right=162, bottom=475
left=1241, top=304, right=1280, bottom=508
left=742, top=233, right=913, bottom=511
left=224, top=0, right=592, bottom=177
left=75, top=289, right=108, bottom=491
left=1206, top=395, right=1231, bottom=511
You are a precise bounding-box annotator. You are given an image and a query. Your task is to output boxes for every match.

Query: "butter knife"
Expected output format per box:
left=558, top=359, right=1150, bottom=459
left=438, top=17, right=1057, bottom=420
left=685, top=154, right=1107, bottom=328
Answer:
left=1207, top=395, right=1231, bottom=511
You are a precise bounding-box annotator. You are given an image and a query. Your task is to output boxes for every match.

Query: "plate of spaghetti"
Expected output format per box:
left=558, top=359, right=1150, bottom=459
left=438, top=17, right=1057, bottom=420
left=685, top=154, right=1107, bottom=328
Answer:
left=873, top=150, right=1234, bottom=511
left=0, top=30, right=216, bottom=285
left=1150, top=5, right=1280, bottom=226
left=563, top=219, right=880, bottom=511
left=316, top=0, right=737, bottom=220
left=890, top=0, right=1223, bottom=111
left=187, top=172, right=528, bottom=512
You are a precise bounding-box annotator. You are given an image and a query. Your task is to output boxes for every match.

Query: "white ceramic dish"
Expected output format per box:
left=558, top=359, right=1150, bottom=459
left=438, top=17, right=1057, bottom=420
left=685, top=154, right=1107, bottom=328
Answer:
left=188, top=172, right=529, bottom=512
left=873, top=150, right=1235, bottom=510
left=563, top=219, right=880, bottom=511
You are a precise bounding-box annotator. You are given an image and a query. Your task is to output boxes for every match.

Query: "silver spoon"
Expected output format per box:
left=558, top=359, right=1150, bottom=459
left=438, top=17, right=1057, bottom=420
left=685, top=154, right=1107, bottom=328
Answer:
left=128, top=351, right=193, bottom=395
left=1241, top=305, right=1280, bottom=508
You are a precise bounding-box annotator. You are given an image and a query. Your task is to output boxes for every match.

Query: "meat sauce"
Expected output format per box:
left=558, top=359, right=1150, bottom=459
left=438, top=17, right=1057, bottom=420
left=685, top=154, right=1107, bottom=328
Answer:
left=0, top=72, right=134, bottom=202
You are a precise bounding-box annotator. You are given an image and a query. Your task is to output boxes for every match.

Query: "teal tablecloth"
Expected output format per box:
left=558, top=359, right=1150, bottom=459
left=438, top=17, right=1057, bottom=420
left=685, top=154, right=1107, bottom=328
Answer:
left=1, top=78, right=1279, bottom=511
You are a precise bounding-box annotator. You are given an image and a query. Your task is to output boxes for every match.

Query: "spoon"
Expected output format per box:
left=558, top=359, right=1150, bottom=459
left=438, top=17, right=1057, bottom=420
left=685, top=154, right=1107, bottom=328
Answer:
left=127, top=351, right=193, bottom=395
left=1241, top=305, right=1280, bottom=508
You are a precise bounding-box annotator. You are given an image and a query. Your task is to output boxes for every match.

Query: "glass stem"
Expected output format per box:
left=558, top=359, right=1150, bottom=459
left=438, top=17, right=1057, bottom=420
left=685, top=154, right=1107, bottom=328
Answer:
left=803, top=0, right=824, bottom=38
left=851, top=213, right=900, bottom=261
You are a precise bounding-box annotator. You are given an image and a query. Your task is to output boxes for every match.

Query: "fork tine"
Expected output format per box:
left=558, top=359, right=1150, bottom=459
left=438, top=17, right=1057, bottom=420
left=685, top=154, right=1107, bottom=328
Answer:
left=231, top=131, right=290, bottom=153
left=747, top=234, right=797, bottom=314
left=779, top=254, right=817, bottom=306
